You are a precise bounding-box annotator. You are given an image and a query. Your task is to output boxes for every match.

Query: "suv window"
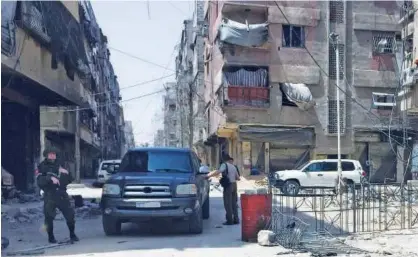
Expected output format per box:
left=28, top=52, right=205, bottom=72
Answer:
left=119, top=151, right=192, bottom=173
left=342, top=161, right=355, bottom=171
left=304, top=162, right=323, bottom=172
left=101, top=163, right=120, bottom=173
left=322, top=162, right=337, bottom=171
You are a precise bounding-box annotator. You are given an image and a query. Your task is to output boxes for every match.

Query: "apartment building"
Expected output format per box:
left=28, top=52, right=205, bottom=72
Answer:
left=163, top=82, right=180, bottom=147
left=399, top=0, right=418, bottom=177
left=1, top=1, right=124, bottom=187
left=122, top=120, right=135, bottom=154
left=203, top=1, right=404, bottom=182
left=153, top=129, right=165, bottom=147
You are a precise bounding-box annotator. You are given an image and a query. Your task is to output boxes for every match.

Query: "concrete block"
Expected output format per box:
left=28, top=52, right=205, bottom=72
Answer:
left=257, top=230, right=277, bottom=246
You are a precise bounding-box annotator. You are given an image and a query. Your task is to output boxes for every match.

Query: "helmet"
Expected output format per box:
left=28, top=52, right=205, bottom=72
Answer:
left=43, top=147, right=58, bottom=158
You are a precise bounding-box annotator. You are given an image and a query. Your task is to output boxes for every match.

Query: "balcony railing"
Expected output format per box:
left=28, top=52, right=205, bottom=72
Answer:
left=226, top=86, right=269, bottom=108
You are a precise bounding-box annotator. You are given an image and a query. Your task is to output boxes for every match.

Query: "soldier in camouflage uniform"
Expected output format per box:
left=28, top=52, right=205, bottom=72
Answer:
left=37, top=148, right=79, bottom=243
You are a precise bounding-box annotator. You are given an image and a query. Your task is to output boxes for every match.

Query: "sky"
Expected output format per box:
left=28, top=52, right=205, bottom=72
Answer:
left=91, top=1, right=193, bottom=146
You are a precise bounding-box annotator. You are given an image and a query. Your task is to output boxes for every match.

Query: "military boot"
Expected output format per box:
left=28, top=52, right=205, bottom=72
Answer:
left=46, top=223, right=57, bottom=244
left=67, top=223, right=79, bottom=242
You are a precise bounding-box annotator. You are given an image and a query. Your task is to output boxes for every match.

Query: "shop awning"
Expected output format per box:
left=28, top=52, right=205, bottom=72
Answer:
left=238, top=125, right=315, bottom=145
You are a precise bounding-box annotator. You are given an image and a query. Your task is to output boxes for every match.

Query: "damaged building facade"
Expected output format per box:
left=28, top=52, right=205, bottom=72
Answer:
left=1, top=0, right=125, bottom=189
left=203, top=1, right=404, bottom=182
left=171, top=1, right=207, bottom=152
left=163, top=82, right=180, bottom=147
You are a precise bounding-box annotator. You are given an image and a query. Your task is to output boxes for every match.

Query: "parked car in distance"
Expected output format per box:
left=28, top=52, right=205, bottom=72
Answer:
left=100, top=147, right=210, bottom=235
left=96, top=160, right=121, bottom=185
left=273, top=159, right=366, bottom=196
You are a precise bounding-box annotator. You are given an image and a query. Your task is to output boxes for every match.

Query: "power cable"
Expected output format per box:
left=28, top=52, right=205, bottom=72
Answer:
left=107, top=46, right=176, bottom=72
left=91, top=73, right=175, bottom=96
left=41, top=88, right=165, bottom=113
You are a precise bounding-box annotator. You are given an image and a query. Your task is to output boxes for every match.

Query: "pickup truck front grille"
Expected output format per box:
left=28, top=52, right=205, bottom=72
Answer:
left=123, top=185, right=172, bottom=198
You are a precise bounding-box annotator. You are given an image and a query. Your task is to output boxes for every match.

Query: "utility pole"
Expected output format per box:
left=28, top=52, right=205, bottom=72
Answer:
left=188, top=81, right=194, bottom=148
left=75, top=106, right=81, bottom=183
left=330, top=32, right=343, bottom=190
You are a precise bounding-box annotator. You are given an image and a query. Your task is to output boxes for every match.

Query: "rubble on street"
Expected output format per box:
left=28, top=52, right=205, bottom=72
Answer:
left=2, top=200, right=102, bottom=229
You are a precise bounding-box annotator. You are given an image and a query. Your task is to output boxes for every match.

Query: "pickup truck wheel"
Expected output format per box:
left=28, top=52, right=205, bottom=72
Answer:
left=102, top=216, right=121, bottom=236
left=202, top=197, right=210, bottom=220
left=284, top=180, right=300, bottom=196
left=189, top=209, right=203, bottom=234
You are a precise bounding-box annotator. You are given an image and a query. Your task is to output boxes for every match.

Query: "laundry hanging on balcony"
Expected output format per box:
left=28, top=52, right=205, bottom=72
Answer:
left=279, top=83, right=315, bottom=111
left=218, top=18, right=269, bottom=47
left=1, top=1, right=17, bottom=56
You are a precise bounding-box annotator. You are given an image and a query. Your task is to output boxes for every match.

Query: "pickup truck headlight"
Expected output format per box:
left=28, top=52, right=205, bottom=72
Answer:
left=176, top=184, right=197, bottom=196
left=102, top=184, right=120, bottom=196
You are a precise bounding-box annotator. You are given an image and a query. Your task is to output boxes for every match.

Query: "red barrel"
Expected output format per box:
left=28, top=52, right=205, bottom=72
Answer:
left=241, top=194, right=272, bottom=242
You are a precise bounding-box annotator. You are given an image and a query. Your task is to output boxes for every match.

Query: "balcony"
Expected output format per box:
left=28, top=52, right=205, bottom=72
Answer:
left=217, top=2, right=270, bottom=50
left=225, top=86, right=269, bottom=108
left=222, top=66, right=269, bottom=108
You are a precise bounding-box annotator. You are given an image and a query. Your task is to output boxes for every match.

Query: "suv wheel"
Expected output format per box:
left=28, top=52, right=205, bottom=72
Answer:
left=189, top=208, right=203, bottom=234
left=284, top=180, right=300, bottom=196
left=202, top=197, right=210, bottom=220
left=102, top=215, right=121, bottom=236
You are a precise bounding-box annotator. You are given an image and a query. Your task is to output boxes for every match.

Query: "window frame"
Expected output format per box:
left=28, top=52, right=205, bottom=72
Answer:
left=304, top=162, right=323, bottom=172
left=322, top=161, right=338, bottom=172
left=372, top=92, right=396, bottom=110
left=282, top=24, right=305, bottom=48
left=341, top=161, right=355, bottom=171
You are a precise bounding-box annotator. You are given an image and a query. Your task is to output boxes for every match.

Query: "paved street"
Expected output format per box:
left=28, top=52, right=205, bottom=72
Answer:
left=2, top=181, right=291, bottom=257
left=5, top=181, right=418, bottom=257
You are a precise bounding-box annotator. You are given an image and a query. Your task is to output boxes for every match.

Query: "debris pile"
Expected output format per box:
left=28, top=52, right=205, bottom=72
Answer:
left=2, top=206, right=43, bottom=226
left=254, top=177, right=269, bottom=187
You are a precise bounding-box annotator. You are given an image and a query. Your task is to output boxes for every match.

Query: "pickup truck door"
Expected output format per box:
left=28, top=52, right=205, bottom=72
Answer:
left=191, top=153, right=208, bottom=204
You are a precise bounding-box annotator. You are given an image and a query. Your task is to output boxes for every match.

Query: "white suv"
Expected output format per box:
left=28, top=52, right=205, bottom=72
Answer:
left=273, top=159, right=366, bottom=195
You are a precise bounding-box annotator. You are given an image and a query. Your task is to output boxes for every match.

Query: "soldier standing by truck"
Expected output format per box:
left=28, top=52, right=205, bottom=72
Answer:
left=206, top=154, right=241, bottom=225
left=37, top=148, right=79, bottom=243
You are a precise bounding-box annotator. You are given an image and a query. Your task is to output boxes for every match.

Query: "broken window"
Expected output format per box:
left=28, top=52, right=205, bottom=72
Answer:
left=372, top=92, right=395, bottom=110
left=329, top=43, right=345, bottom=80
left=279, top=83, right=315, bottom=110
left=280, top=85, right=297, bottom=107
left=328, top=100, right=345, bottom=134
left=282, top=25, right=305, bottom=48
left=372, top=32, right=396, bottom=54
left=169, top=104, right=176, bottom=111
left=330, top=0, right=344, bottom=23
left=169, top=133, right=176, bottom=140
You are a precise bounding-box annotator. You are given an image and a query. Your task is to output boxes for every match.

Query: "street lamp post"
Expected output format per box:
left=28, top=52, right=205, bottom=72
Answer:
left=330, top=32, right=343, bottom=191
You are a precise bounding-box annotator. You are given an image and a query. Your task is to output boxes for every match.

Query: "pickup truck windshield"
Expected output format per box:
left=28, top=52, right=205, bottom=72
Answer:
left=119, top=151, right=192, bottom=173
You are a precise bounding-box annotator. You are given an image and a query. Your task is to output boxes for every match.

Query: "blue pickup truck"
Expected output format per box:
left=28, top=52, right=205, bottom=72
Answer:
left=100, top=147, right=210, bottom=235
